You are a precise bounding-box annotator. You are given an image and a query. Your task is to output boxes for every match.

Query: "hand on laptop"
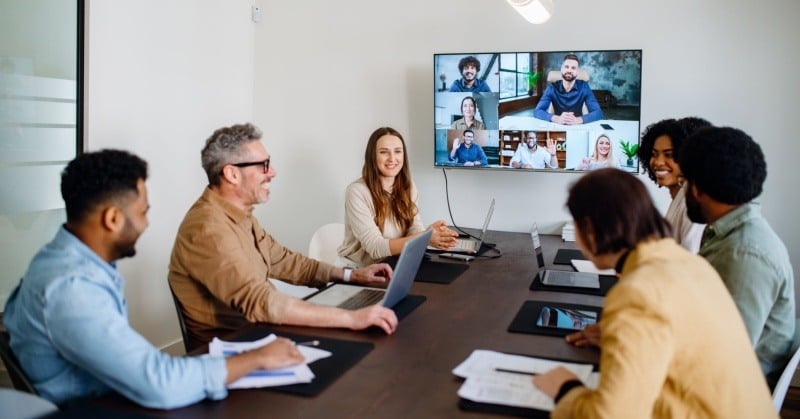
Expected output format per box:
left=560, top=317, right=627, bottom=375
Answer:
left=350, top=263, right=393, bottom=286
left=348, top=305, right=398, bottom=334
left=565, top=324, right=601, bottom=348
left=427, top=220, right=458, bottom=250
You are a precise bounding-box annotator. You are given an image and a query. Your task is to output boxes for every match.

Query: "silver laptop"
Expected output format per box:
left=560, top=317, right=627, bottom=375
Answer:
left=530, top=223, right=600, bottom=289
left=305, top=230, right=432, bottom=309
left=447, top=198, right=495, bottom=254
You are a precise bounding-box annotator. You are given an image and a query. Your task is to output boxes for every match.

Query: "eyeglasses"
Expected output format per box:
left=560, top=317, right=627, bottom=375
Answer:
left=231, top=158, right=270, bottom=173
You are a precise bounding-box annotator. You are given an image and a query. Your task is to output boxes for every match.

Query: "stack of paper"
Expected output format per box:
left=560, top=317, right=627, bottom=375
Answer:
left=561, top=221, right=575, bottom=242
left=453, top=349, right=598, bottom=411
left=209, top=334, right=332, bottom=389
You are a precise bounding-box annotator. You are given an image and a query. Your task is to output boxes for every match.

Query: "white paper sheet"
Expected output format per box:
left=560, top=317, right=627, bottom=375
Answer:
left=453, top=349, right=596, bottom=411
left=209, top=334, right=332, bottom=389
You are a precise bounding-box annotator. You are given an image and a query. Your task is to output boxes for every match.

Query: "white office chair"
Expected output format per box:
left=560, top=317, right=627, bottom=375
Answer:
left=772, top=320, right=800, bottom=411
left=268, top=223, right=346, bottom=299
left=308, top=222, right=345, bottom=265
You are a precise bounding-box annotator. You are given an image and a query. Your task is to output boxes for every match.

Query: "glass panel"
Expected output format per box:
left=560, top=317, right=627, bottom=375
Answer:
left=499, top=71, right=517, bottom=99
left=0, top=0, right=80, bottom=307
left=499, top=53, right=517, bottom=71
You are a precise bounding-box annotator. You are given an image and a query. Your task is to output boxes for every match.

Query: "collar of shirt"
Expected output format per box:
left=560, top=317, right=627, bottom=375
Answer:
left=704, top=202, right=761, bottom=244
left=202, top=186, right=251, bottom=225
left=56, top=226, right=123, bottom=290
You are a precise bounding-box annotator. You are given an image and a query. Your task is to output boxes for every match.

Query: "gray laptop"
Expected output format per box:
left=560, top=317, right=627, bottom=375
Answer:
left=305, top=230, right=432, bottom=310
left=530, top=223, right=600, bottom=289
left=447, top=198, right=495, bottom=254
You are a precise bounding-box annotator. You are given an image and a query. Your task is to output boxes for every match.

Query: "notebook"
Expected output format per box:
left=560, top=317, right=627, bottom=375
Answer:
left=530, top=223, right=600, bottom=289
left=305, top=230, right=431, bottom=309
left=447, top=198, right=496, bottom=254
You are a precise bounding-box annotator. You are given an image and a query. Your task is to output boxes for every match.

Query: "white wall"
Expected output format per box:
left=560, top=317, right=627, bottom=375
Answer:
left=86, top=0, right=254, bottom=347
left=254, top=0, right=800, bottom=304
left=85, top=0, right=800, bottom=347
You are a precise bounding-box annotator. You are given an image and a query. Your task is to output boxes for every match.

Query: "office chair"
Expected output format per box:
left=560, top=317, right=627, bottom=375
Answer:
left=167, top=283, right=201, bottom=354
left=308, top=223, right=345, bottom=265
left=0, top=330, right=38, bottom=395
left=772, top=319, right=800, bottom=411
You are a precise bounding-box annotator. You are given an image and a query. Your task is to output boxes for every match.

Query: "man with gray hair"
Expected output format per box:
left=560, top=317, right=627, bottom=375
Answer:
left=169, top=123, right=398, bottom=349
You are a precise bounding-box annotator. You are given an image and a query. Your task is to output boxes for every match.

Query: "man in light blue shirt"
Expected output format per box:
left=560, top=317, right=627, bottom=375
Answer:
left=680, top=126, right=795, bottom=385
left=3, top=150, right=304, bottom=409
left=449, top=129, right=488, bottom=166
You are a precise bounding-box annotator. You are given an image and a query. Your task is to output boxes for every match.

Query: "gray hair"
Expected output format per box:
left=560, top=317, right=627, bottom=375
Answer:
left=201, top=123, right=263, bottom=186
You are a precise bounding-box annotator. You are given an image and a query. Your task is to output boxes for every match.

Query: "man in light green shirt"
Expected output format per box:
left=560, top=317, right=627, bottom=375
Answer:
left=680, top=126, right=795, bottom=385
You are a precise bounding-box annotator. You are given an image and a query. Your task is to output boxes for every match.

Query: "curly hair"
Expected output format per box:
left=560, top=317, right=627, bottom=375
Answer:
left=361, top=127, right=417, bottom=234
left=201, top=123, right=263, bottom=186
left=61, top=149, right=148, bottom=223
left=567, top=168, right=670, bottom=255
left=678, top=127, right=766, bottom=205
left=637, top=118, right=681, bottom=182
left=458, top=56, right=481, bottom=73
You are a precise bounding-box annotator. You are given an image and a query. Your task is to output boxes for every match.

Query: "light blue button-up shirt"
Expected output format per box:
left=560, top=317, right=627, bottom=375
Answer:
left=4, top=227, right=228, bottom=409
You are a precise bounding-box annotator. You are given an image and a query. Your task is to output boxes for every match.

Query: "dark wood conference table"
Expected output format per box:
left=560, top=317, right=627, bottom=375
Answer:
left=98, top=231, right=604, bottom=418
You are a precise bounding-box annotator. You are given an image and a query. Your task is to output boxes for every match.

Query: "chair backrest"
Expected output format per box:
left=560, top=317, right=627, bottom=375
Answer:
left=0, top=331, right=38, bottom=395
left=308, top=223, right=345, bottom=265
left=167, top=283, right=200, bottom=354
left=772, top=319, right=800, bottom=411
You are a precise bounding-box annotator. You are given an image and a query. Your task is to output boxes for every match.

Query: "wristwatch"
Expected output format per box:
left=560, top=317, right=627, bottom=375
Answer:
left=343, top=268, right=353, bottom=283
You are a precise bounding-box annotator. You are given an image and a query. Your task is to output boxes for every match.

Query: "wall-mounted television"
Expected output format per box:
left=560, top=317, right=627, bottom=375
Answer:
left=434, top=49, right=642, bottom=173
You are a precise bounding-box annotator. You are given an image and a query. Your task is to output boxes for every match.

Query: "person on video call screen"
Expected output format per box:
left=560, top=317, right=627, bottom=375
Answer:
left=534, top=53, right=603, bottom=125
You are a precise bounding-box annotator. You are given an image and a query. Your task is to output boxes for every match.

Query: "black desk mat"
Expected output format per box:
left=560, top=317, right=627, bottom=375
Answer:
left=552, top=248, right=587, bottom=265
left=385, top=256, right=470, bottom=284
left=529, top=274, right=618, bottom=296
left=231, top=328, right=374, bottom=397
left=508, top=300, right=603, bottom=338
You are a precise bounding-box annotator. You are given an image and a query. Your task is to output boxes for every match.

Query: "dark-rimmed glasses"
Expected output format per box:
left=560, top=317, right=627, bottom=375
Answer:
left=231, top=158, right=270, bottom=173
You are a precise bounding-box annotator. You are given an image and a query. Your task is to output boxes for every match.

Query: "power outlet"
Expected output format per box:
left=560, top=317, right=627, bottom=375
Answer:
left=251, top=5, right=262, bottom=23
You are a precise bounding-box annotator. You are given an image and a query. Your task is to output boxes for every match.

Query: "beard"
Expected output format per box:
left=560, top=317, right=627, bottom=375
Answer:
left=562, top=72, right=576, bottom=82
left=115, top=215, right=140, bottom=259
left=684, top=187, right=706, bottom=224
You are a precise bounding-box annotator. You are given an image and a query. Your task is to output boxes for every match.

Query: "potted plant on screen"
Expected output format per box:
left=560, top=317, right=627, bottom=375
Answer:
left=620, top=140, right=639, bottom=167
left=526, top=71, right=541, bottom=96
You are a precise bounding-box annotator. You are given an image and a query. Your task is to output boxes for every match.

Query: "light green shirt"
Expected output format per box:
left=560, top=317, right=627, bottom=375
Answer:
left=699, top=202, right=795, bottom=380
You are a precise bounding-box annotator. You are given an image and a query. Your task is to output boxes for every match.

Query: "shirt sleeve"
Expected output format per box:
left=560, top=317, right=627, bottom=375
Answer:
left=552, top=283, right=674, bottom=418
left=580, top=83, right=604, bottom=123
left=343, top=182, right=393, bottom=260
left=534, top=85, right=555, bottom=121
left=44, top=277, right=228, bottom=409
left=477, top=145, right=488, bottom=166
left=408, top=182, right=426, bottom=235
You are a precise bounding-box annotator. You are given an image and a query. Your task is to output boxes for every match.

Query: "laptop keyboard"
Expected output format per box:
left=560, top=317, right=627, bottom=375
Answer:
left=545, top=270, right=576, bottom=285
left=454, top=238, right=478, bottom=252
left=338, top=288, right=385, bottom=310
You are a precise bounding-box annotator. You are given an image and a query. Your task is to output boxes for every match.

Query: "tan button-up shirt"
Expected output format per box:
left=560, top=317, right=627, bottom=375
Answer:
left=169, top=188, right=333, bottom=346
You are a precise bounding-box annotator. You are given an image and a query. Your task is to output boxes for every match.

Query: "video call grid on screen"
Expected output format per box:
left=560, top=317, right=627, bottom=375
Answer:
left=433, top=49, right=642, bottom=173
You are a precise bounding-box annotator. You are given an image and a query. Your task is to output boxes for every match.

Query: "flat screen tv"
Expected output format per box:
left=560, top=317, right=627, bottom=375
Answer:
left=434, top=49, right=642, bottom=173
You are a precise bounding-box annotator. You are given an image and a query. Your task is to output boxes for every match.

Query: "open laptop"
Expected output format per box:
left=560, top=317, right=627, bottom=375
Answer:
left=304, top=230, right=432, bottom=310
left=446, top=198, right=496, bottom=255
left=530, top=223, right=600, bottom=289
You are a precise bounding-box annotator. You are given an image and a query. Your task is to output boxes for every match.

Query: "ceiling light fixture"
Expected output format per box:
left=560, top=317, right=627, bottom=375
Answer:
left=506, top=0, right=554, bottom=24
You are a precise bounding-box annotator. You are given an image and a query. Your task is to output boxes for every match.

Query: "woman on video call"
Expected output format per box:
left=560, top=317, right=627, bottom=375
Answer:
left=531, top=168, right=774, bottom=418
left=450, top=96, right=485, bottom=130
left=637, top=117, right=710, bottom=253
left=337, top=127, right=457, bottom=268
left=576, top=134, right=617, bottom=170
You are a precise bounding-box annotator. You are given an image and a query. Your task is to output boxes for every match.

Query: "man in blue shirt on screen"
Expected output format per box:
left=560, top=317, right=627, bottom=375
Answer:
left=534, top=54, right=603, bottom=125
left=449, top=129, right=488, bottom=166
left=680, top=126, right=795, bottom=386
left=3, top=150, right=304, bottom=409
left=449, top=55, right=492, bottom=93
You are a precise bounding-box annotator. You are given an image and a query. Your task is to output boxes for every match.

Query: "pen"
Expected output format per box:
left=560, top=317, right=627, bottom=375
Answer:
left=294, top=340, right=320, bottom=347
left=494, top=367, right=538, bottom=376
